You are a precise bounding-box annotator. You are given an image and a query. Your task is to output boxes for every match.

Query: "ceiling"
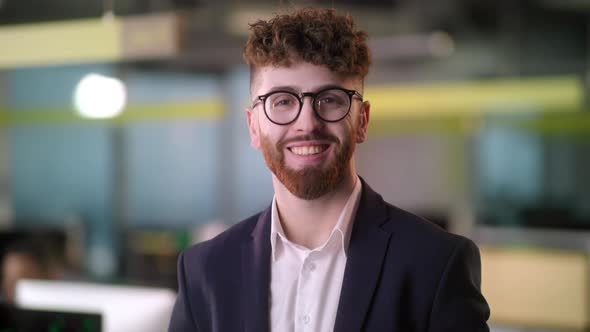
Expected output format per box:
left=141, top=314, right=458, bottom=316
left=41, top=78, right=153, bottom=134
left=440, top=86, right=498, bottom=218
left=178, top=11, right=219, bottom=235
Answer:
left=0, top=0, right=587, bottom=80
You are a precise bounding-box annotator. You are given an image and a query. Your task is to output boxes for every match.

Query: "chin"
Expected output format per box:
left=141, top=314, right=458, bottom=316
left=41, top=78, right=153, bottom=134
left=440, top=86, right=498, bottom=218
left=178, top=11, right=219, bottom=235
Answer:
left=278, top=163, right=350, bottom=200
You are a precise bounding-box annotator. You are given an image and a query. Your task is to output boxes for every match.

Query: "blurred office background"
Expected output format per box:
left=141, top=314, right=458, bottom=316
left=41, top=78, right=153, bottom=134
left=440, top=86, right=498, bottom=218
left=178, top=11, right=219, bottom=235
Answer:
left=0, top=0, right=589, bottom=331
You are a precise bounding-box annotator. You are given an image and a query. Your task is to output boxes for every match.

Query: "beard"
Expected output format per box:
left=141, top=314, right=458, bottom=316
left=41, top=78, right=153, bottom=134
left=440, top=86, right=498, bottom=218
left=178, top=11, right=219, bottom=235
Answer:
left=260, top=129, right=356, bottom=200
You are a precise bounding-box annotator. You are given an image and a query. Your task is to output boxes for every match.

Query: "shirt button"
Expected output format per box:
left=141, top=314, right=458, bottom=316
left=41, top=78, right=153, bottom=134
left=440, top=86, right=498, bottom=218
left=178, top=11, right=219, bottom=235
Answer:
left=308, top=263, right=316, bottom=271
left=301, top=314, right=310, bottom=324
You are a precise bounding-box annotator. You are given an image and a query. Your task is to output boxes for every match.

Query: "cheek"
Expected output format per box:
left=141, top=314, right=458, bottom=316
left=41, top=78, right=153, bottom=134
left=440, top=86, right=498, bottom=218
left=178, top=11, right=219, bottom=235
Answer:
left=337, top=119, right=356, bottom=142
left=260, top=125, right=287, bottom=146
left=347, top=115, right=365, bottom=142
left=251, top=115, right=282, bottom=149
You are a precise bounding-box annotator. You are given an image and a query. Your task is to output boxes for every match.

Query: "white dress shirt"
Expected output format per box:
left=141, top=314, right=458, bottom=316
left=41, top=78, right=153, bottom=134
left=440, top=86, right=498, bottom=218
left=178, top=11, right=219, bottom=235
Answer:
left=269, top=177, right=362, bottom=332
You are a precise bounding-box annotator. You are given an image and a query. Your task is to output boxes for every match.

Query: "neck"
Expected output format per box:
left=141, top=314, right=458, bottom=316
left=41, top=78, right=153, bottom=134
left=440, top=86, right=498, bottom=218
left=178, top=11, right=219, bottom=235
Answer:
left=272, top=165, right=358, bottom=249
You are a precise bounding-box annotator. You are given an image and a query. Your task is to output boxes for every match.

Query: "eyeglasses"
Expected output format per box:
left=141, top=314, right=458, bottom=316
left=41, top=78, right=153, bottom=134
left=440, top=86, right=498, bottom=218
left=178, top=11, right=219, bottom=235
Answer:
left=251, top=87, right=363, bottom=125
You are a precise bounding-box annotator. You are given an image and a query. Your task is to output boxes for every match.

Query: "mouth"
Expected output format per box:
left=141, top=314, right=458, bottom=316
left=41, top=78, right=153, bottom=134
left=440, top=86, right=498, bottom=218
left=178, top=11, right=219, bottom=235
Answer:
left=288, top=144, right=329, bottom=156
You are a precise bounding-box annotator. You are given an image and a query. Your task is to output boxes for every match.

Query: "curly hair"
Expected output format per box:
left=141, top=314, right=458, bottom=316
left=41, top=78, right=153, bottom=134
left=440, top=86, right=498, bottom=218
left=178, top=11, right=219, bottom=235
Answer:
left=243, top=8, right=371, bottom=79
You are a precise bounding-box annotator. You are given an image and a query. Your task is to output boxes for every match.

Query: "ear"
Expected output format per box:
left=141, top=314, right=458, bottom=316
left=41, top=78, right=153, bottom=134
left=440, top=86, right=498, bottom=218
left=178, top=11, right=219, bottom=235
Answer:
left=355, top=101, right=370, bottom=143
left=246, top=107, right=261, bottom=149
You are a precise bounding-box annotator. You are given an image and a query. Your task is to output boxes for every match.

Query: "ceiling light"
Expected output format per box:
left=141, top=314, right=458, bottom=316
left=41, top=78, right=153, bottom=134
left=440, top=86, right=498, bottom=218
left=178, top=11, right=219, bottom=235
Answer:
left=74, top=73, right=127, bottom=119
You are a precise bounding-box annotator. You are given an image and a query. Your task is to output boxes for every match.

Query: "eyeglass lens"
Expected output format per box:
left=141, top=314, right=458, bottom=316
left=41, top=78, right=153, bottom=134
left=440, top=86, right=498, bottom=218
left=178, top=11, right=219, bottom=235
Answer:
left=265, top=89, right=351, bottom=124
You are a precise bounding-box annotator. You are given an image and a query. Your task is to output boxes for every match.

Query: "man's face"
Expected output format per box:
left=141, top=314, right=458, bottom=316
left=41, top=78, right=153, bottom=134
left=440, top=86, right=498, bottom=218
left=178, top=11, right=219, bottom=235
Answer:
left=1, top=253, right=46, bottom=303
left=247, top=61, right=370, bottom=199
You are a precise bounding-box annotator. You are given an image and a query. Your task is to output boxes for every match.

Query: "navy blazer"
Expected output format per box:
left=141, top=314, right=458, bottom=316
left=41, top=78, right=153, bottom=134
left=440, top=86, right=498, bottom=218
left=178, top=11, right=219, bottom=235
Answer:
left=169, top=180, right=490, bottom=331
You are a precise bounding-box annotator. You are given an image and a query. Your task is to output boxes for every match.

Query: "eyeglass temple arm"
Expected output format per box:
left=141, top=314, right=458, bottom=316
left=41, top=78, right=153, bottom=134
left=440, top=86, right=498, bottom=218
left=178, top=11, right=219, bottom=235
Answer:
left=251, top=96, right=265, bottom=109
left=353, top=91, right=363, bottom=101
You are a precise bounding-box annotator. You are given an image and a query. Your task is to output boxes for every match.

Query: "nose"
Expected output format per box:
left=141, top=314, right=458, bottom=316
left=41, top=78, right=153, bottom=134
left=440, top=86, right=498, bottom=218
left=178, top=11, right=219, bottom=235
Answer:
left=293, top=96, right=323, bottom=132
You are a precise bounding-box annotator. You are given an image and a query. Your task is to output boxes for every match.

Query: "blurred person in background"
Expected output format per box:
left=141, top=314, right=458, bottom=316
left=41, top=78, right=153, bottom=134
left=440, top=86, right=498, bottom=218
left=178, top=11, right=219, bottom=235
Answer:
left=170, top=7, right=489, bottom=332
left=0, top=239, right=61, bottom=304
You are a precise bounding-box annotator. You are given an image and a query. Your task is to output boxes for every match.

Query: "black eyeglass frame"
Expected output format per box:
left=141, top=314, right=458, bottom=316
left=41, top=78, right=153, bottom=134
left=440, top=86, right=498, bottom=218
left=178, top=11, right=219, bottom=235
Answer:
left=251, top=87, right=363, bottom=125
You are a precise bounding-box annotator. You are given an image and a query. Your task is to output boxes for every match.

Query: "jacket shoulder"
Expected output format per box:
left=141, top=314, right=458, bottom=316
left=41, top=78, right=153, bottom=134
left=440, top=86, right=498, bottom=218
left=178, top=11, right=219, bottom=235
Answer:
left=181, top=212, right=262, bottom=268
left=358, top=178, right=471, bottom=251
left=382, top=201, right=474, bottom=255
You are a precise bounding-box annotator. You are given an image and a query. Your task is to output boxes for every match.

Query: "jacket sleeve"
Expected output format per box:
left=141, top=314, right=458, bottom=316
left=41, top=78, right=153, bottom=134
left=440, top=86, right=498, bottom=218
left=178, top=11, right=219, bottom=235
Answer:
left=428, top=238, right=491, bottom=332
left=169, top=251, right=199, bottom=332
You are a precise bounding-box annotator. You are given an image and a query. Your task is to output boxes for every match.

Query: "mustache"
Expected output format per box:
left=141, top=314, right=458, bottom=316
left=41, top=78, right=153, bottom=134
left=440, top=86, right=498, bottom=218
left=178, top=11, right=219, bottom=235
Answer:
left=278, top=132, right=339, bottom=148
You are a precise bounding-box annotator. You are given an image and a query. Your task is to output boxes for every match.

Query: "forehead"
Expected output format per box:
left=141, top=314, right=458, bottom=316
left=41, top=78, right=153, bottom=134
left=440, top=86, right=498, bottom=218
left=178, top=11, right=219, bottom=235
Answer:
left=251, top=62, right=357, bottom=96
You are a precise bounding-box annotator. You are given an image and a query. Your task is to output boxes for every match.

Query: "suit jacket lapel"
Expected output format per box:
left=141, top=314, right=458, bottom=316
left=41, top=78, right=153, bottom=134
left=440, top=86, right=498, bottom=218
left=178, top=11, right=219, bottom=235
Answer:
left=242, top=207, right=272, bottom=332
left=334, top=179, right=393, bottom=332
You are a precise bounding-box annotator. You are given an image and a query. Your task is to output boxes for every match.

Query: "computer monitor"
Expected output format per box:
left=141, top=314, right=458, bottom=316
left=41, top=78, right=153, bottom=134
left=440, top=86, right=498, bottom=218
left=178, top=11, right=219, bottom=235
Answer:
left=0, top=303, right=102, bottom=332
left=15, top=279, right=176, bottom=332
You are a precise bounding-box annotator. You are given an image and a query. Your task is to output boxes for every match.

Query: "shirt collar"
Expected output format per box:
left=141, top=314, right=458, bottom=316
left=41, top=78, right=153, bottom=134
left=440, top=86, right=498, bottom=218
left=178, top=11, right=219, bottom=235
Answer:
left=270, top=176, right=363, bottom=261
left=270, top=197, right=286, bottom=261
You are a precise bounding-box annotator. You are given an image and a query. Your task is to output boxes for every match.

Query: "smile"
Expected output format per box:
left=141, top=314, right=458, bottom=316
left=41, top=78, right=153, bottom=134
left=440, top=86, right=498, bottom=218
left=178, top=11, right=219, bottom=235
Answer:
left=288, top=145, right=329, bottom=156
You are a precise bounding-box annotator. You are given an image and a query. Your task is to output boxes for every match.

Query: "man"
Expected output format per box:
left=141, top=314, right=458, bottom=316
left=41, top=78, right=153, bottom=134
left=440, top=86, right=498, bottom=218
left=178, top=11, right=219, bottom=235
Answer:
left=1, top=239, right=57, bottom=304
left=169, top=8, right=490, bottom=332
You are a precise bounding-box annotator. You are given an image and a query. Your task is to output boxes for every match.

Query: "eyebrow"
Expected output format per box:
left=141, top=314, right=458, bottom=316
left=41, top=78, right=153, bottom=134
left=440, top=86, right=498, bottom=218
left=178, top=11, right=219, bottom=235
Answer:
left=266, top=84, right=344, bottom=94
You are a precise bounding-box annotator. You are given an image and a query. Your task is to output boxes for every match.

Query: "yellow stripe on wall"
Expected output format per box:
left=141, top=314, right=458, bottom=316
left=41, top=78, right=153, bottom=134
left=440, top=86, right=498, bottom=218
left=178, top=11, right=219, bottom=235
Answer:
left=515, top=112, right=590, bottom=136
left=366, top=76, right=582, bottom=118
left=0, top=100, right=224, bottom=126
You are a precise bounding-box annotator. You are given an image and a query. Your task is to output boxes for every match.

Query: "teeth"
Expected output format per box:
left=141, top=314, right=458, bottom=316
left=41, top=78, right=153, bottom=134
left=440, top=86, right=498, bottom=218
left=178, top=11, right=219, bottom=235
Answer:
left=290, top=145, right=325, bottom=156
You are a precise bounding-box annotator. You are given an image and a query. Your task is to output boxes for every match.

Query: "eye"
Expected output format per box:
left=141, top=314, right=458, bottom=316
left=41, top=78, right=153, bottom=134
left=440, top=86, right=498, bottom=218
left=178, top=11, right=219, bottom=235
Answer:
left=268, top=93, right=298, bottom=110
left=318, top=96, right=336, bottom=104
left=317, top=91, right=347, bottom=108
left=274, top=98, right=294, bottom=107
